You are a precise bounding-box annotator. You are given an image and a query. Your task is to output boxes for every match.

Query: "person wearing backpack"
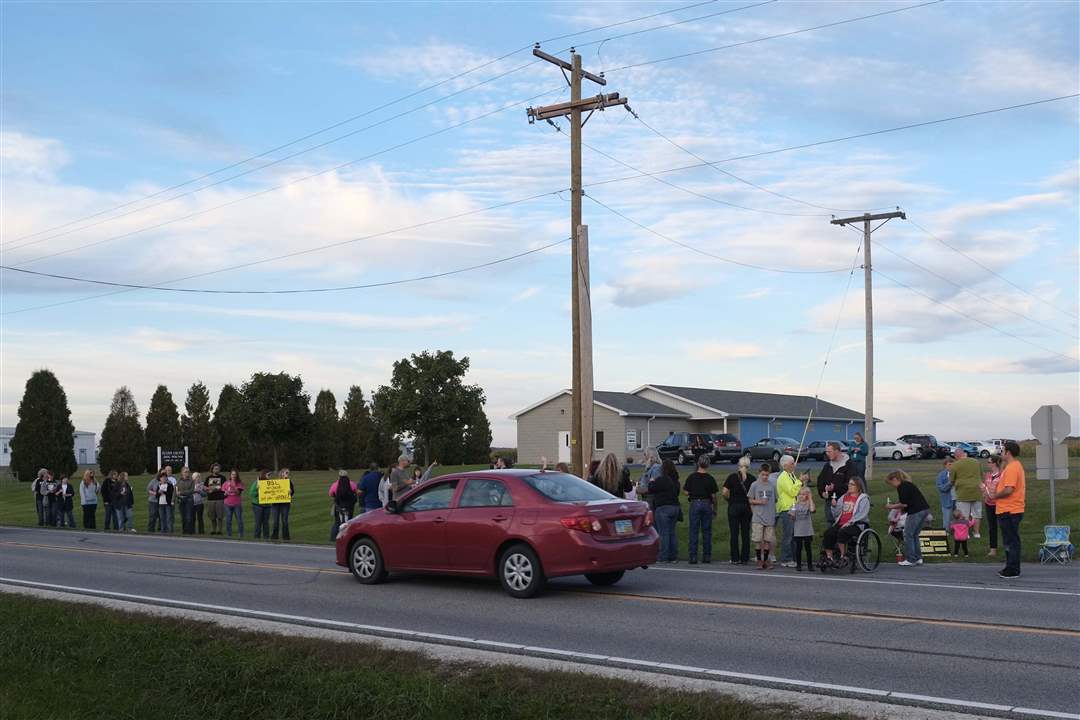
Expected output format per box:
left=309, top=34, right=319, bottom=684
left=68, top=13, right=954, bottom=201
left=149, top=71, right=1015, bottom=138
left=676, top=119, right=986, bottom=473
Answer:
left=329, top=471, right=359, bottom=540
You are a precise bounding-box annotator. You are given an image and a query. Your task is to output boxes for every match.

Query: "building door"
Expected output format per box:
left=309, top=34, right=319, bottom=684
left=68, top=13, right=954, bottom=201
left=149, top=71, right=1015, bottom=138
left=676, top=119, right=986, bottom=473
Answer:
left=79, top=449, right=87, bottom=464
left=557, top=432, right=571, bottom=464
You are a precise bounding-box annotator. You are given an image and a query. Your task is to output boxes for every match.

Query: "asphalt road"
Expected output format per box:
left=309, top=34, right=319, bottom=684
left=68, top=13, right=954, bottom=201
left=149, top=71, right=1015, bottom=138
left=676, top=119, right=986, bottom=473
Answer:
left=2, top=526, right=1078, bottom=718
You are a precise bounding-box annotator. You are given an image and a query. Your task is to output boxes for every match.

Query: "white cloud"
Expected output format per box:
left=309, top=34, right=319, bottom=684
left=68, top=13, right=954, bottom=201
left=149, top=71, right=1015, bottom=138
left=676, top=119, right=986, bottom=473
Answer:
left=513, top=286, right=541, bottom=302
left=1, top=131, right=70, bottom=180
left=693, top=342, right=767, bottom=361
left=926, top=354, right=1079, bottom=375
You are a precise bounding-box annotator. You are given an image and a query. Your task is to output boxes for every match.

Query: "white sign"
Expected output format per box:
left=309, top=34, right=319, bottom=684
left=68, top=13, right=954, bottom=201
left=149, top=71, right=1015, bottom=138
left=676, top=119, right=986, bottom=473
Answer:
left=626, top=429, right=639, bottom=450
left=1031, top=405, right=1070, bottom=447
left=1036, top=445, right=1069, bottom=480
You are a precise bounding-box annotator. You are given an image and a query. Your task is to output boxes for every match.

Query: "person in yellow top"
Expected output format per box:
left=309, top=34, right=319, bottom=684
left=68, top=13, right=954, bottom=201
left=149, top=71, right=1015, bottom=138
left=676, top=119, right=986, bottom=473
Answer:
left=950, top=447, right=984, bottom=538
left=775, top=455, right=802, bottom=568
left=994, top=441, right=1026, bottom=579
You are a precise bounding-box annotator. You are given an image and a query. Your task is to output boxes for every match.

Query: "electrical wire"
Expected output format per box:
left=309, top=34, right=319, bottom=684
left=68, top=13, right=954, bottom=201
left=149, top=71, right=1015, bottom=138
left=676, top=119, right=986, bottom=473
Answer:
left=583, top=94, right=1080, bottom=192
left=572, top=0, right=776, bottom=51
left=815, top=238, right=864, bottom=394
left=1, top=188, right=567, bottom=314
left=871, top=268, right=1077, bottom=363
left=6, top=86, right=565, bottom=268
left=906, top=217, right=1079, bottom=321
left=0, top=238, right=568, bottom=296
left=4, top=0, right=756, bottom=248
left=605, top=0, right=943, bottom=73
left=584, top=192, right=850, bottom=274
left=874, top=240, right=1079, bottom=340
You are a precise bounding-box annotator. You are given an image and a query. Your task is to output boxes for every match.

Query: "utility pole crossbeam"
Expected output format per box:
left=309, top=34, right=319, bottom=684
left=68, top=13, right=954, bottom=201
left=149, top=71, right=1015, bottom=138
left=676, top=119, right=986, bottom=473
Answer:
left=527, top=46, right=629, bottom=479
left=830, top=210, right=906, bottom=489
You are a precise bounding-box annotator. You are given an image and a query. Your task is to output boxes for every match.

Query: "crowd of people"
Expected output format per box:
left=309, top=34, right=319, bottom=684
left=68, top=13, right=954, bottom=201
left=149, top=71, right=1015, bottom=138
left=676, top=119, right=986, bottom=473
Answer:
left=24, top=441, right=1028, bottom=578
left=589, top=438, right=1027, bottom=578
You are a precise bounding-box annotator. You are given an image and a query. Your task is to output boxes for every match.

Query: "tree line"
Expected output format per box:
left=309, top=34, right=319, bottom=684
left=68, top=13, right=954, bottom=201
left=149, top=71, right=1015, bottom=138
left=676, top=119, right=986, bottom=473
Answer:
left=10, top=350, right=493, bottom=479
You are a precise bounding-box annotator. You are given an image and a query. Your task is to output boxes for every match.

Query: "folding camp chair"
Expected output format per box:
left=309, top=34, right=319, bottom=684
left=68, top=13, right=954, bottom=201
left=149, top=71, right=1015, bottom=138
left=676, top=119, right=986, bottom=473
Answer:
left=1039, top=525, right=1074, bottom=565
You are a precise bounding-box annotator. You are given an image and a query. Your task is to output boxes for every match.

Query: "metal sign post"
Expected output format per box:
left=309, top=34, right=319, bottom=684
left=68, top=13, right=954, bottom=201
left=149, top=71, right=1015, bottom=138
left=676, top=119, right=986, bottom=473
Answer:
left=1030, top=404, right=1071, bottom=524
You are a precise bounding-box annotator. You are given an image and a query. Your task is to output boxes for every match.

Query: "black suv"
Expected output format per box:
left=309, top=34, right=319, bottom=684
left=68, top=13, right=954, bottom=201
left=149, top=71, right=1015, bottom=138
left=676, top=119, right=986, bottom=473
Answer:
left=710, top=433, right=744, bottom=463
left=897, top=434, right=947, bottom=459
left=656, top=432, right=715, bottom=465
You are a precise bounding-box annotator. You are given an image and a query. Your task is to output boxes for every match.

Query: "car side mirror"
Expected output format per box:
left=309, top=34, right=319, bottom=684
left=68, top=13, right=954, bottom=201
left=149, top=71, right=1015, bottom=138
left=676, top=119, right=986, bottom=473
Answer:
left=385, top=500, right=399, bottom=514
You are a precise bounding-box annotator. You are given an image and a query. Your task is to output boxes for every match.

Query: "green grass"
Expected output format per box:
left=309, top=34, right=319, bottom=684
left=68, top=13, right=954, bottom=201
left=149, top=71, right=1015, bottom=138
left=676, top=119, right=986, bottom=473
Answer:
left=2, top=459, right=1076, bottom=561
left=0, top=594, right=852, bottom=720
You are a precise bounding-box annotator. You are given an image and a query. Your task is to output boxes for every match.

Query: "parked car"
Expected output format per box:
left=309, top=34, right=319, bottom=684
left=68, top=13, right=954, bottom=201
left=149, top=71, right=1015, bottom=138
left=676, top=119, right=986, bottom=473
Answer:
left=945, top=441, right=979, bottom=457
left=656, top=432, right=715, bottom=465
left=709, top=433, right=744, bottom=463
left=966, top=440, right=997, bottom=458
left=335, top=470, right=658, bottom=599
left=897, top=434, right=948, bottom=459
left=874, top=440, right=918, bottom=460
left=746, top=437, right=802, bottom=463
left=798, top=440, right=850, bottom=461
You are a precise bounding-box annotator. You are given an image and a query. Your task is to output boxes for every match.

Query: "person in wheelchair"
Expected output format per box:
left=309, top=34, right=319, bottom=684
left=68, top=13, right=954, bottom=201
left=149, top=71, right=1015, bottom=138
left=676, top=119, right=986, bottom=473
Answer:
left=821, top=477, right=869, bottom=568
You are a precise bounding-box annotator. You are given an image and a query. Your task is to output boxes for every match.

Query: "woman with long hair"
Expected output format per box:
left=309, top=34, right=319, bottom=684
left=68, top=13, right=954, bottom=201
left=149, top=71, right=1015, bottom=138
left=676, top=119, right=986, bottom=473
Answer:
left=222, top=470, right=245, bottom=538
left=723, top=456, right=754, bottom=564
left=79, top=470, right=99, bottom=530
left=981, top=455, right=1002, bottom=558
left=592, top=453, right=627, bottom=497
left=649, top=459, right=682, bottom=562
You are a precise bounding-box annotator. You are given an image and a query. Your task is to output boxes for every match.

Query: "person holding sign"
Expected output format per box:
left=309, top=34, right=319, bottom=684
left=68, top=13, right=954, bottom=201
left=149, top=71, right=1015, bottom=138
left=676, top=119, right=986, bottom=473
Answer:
left=223, top=470, right=245, bottom=538
left=251, top=471, right=270, bottom=540
left=269, top=468, right=295, bottom=542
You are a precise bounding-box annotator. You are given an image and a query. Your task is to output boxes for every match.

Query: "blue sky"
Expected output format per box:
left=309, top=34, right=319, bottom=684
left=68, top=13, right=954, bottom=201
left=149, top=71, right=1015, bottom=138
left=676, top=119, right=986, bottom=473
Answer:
left=2, top=0, right=1077, bottom=447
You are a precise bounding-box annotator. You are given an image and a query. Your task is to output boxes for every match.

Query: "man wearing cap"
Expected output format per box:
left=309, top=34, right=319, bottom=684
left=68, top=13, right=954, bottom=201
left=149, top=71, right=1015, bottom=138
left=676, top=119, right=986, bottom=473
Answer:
left=389, top=456, right=413, bottom=501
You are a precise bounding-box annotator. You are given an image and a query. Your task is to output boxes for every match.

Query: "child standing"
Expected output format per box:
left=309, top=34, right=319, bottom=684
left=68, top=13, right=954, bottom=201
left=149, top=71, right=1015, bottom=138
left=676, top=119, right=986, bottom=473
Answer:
left=790, top=487, right=816, bottom=571
left=950, top=509, right=970, bottom=557
left=748, top=468, right=776, bottom=570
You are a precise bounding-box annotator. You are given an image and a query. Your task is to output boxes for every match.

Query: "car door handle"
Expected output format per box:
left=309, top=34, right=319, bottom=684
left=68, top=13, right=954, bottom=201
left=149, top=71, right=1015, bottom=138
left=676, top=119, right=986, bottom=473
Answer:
left=491, top=515, right=509, bottom=523
left=433, top=516, right=447, bottom=524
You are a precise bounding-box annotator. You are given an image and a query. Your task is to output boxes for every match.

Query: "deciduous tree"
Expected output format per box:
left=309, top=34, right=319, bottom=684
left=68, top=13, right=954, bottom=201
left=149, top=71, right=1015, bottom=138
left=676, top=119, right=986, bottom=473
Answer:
left=241, top=372, right=311, bottom=471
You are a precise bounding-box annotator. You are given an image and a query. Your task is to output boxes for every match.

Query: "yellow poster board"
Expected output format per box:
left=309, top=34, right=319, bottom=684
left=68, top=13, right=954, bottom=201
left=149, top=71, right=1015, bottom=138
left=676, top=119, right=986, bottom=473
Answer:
left=918, top=529, right=950, bottom=557
left=259, top=478, right=292, bottom=504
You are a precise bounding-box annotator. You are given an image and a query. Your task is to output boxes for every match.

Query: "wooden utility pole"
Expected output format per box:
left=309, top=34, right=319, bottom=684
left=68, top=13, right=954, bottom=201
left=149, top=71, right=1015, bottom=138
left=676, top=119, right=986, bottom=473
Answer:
left=527, top=45, right=629, bottom=479
left=830, top=210, right=905, bottom=488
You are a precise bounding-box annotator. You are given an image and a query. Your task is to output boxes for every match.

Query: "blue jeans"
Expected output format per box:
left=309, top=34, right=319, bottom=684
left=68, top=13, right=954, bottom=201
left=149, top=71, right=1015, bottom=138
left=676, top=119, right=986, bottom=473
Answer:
left=654, top=505, right=679, bottom=561
left=271, top=503, right=291, bottom=541
left=147, top=502, right=159, bottom=532
left=687, top=500, right=713, bottom=561
left=939, top=502, right=953, bottom=529
left=103, top=502, right=113, bottom=530
left=167, top=504, right=175, bottom=533
left=778, top=511, right=794, bottom=563
left=226, top=504, right=244, bottom=537
left=179, top=496, right=195, bottom=534
left=157, top=504, right=170, bottom=533
left=998, top=512, right=1023, bottom=573
left=114, top=505, right=133, bottom=531
left=904, top=509, right=930, bottom=562
left=252, top=505, right=270, bottom=539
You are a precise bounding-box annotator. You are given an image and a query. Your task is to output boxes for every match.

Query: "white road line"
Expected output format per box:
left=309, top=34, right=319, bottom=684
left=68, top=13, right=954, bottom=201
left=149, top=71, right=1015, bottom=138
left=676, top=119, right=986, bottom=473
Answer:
left=0, top=525, right=331, bottom=550
left=650, top=565, right=1080, bottom=597
left=1, top=577, right=1075, bottom=720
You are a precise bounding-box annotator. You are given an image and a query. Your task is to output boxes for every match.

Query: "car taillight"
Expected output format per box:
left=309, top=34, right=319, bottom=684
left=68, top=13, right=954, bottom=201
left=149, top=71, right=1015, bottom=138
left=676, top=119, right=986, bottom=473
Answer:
left=561, top=516, right=601, bottom=533
left=642, top=510, right=654, bottom=528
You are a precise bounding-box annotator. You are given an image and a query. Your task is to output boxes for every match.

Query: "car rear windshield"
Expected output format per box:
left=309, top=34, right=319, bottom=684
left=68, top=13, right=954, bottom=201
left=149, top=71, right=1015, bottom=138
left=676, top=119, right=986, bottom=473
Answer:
left=523, top=473, right=614, bottom=502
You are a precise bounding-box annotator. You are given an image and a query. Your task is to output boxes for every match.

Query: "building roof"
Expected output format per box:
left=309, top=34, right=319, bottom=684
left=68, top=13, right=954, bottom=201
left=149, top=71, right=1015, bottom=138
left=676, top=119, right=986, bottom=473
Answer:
left=0, top=427, right=95, bottom=437
left=636, top=385, right=873, bottom=422
left=511, top=390, right=690, bottom=419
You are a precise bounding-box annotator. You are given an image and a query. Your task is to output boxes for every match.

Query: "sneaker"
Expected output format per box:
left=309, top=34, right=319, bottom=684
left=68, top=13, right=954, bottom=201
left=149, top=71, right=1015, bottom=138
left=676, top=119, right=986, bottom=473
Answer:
left=916, top=559, right=924, bottom=565
left=898, top=560, right=914, bottom=566
left=973, top=533, right=981, bottom=539
left=729, top=560, right=739, bottom=565
left=998, top=568, right=1020, bottom=578
left=784, top=561, right=797, bottom=568
left=703, top=559, right=711, bottom=564
left=689, top=559, right=698, bottom=565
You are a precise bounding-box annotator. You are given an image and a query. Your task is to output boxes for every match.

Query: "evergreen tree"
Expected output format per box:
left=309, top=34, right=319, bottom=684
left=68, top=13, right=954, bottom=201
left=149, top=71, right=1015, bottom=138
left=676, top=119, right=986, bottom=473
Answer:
left=10, top=369, right=76, bottom=481
left=181, top=381, right=218, bottom=471
left=339, top=385, right=375, bottom=470
left=144, top=385, right=181, bottom=472
left=241, top=372, right=310, bottom=471
left=213, top=384, right=252, bottom=471
left=310, top=389, right=341, bottom=470
left=369, top=388, right=403, bottom=467
left=97, top=386, right=144, bottom=475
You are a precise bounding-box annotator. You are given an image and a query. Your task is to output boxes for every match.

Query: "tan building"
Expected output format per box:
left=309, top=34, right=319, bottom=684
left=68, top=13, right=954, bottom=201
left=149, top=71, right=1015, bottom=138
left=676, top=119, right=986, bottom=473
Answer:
left=512, top=390, right=692, bottom=466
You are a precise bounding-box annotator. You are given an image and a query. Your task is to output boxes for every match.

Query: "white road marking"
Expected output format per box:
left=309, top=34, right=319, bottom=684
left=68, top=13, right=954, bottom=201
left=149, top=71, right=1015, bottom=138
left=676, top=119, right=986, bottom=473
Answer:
left=1, top=577, right=1075, bottom=720
left=650, top=565, right=1080, bottom=597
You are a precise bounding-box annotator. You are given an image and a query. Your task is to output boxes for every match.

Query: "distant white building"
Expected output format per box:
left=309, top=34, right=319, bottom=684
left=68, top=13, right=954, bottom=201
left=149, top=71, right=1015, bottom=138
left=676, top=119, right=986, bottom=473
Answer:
left=0, top=427, right=97, bottom=468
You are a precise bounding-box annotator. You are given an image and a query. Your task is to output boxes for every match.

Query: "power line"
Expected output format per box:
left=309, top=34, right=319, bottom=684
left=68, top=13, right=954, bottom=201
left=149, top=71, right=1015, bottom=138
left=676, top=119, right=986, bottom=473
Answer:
left=4, top=0, right=756, bottom=249
left=0, top=238, right=568, bottom=296
left=6, top=86, right=565, bottom=268
left=815, top=238, right=864, bottom=395
left=906, top=217, right=1079, bottom=321
left=605, top=0, right=943, bottom=73
left=872, top=267, right=1077, bottom=363
left=1, top=188, right=567, bottom=315
left=583, top=94, right=1080, bottom=191
left=874, top=240, right=1079, bottom=340
left=630, top=112, right=876, bottom=214
left=572, top=0, right=776, bottom=51
left=584, top=192, right=850, bottom=274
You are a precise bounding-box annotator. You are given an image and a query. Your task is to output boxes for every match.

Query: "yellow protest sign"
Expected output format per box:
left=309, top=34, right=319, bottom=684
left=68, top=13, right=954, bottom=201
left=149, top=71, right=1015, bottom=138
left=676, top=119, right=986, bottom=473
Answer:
left=259, top=478, right=292, bottom=504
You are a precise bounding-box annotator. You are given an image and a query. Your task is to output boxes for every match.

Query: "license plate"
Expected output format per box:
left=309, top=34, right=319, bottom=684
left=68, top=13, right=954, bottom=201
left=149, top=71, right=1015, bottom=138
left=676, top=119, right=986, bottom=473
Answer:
left=614, top=519, right=633, bottom=535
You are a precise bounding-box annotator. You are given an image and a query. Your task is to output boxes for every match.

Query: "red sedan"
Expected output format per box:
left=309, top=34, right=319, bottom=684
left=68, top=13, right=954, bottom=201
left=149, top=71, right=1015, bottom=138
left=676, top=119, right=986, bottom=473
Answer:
left=335, top=469, right=658, bottom=598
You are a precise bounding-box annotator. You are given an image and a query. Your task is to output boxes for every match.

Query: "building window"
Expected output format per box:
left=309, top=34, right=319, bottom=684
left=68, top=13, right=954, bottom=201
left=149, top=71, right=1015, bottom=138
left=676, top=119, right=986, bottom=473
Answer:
left=834, top=423, right=842, bottom=433
left=595, top=431, right=605, bottom=450
left=773, top=421, right=782, bottom=431
left=626, top=429, right=640, bottom=450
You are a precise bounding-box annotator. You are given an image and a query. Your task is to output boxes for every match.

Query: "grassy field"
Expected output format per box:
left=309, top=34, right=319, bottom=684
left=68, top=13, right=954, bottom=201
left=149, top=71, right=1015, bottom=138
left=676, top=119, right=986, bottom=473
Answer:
left=2, top=459, right=1076, bottom=562
left=0, top=594, right=853, bottom=720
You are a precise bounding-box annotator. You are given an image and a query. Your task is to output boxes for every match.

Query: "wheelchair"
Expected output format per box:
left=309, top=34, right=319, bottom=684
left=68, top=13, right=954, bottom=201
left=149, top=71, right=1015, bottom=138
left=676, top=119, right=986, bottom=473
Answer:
left=818, top=524, right=881, bottom=574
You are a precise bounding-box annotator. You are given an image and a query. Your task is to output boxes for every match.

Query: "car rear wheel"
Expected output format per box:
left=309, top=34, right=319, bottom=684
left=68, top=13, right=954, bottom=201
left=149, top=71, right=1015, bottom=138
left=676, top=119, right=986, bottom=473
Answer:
left=677, top=452, right=687, bottom=465
left=585, top=570, right=625, bottom=587
left=892, top=451, right=902, bottom=460
left=349, top=537, right=387, bottom=584
left=499, top=544, right=544, bottom=598
left=980, top=450, right=990, bottom=458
